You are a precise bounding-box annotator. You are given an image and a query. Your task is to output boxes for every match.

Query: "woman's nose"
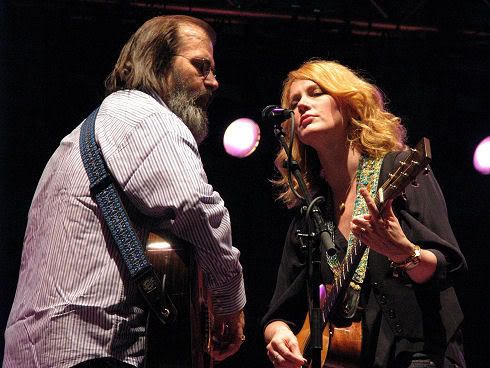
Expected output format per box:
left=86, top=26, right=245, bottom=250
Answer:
left=297, top=99, right=309, bottom=114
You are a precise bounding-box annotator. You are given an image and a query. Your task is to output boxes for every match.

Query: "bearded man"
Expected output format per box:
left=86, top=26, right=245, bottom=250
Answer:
left=4, top=15, right=246, bottom=368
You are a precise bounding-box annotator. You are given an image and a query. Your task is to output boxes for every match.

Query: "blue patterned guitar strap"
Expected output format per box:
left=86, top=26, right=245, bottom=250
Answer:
left=79, top=107, right=176, bottom=326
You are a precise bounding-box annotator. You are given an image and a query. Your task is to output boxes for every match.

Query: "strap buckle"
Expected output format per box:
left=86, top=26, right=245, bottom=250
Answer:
left=134, top=266, right=177, bottom=326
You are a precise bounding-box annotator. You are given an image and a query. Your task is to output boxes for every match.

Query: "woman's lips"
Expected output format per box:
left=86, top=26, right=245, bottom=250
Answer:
left=299, top=114, right=316, bottom=127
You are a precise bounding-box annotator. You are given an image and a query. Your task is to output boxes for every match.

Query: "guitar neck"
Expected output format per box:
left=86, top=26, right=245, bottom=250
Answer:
left=324, top=138, right=432, bottom=319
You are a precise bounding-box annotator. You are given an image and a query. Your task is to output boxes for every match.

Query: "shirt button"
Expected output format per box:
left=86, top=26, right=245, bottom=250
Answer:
left=379, top=295, right=387, bottom=304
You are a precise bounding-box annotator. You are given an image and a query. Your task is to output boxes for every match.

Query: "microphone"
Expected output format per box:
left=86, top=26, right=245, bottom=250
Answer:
left=261, top=105, right=293, bottom=124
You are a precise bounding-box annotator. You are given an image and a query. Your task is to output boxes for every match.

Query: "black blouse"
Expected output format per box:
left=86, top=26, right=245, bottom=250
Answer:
left=261, top=151, right=467, bottom=367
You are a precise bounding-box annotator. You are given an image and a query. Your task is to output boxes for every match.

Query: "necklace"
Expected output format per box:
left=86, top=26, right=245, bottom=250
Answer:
left=338, top=175, right=356, bottom=213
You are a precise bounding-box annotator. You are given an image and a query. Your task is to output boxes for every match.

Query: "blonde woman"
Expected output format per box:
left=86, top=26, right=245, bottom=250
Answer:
left=262, top=60, right=466, bottom=368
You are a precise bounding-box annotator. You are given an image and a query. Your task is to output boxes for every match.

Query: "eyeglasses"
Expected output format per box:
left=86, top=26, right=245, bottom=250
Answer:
left=173, top=55, right=216, bottom=80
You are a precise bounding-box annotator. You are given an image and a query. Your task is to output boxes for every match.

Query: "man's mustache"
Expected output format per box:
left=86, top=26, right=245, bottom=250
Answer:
left=194, top=89, right=214, bottom=109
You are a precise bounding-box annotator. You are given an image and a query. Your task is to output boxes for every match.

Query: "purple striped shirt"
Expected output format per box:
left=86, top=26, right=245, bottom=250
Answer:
left=4, top=90, right=246, bottom=367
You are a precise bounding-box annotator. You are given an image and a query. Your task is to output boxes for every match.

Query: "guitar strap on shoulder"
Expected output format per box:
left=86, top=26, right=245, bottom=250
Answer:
left=325, top=154, right=384, bottom=319
left=79, top=107, right=176, bottom=326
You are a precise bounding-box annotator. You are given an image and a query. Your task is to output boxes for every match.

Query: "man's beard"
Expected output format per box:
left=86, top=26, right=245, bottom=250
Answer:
left=164, top=75, right=213, bottom=145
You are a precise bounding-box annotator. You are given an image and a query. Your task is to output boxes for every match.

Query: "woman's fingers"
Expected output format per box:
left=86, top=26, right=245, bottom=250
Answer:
left=267, top=333, right=307, bottom=367
left=359, top=187, right=380, bottom=218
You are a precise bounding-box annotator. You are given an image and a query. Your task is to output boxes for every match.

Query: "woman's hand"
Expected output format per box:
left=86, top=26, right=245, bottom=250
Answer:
left=350, top=187, right=437, bottom=283
left=264, top=321, right=307, bottom=367
left=350, top=187, right=414, bottom=261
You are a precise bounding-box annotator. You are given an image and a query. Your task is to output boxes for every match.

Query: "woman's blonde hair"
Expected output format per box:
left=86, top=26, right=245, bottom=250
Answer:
left=274, top=59, right=407, bottom=206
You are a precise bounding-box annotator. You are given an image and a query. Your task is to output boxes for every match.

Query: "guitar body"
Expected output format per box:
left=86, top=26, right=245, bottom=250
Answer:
left=297, top=314, right=362, bottom=368
left=144, top=231, right=213, bottom=368
left=327, top=321, right=362, bottom=368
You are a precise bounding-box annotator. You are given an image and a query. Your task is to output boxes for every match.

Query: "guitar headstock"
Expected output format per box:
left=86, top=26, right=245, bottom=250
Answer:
left=376, top=137, right=432, bottom=212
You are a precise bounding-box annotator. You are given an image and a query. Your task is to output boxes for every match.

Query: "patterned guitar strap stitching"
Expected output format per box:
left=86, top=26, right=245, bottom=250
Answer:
left=325, top=154, right=384, bottom=318
left=79, top=107, right=176, bottom=326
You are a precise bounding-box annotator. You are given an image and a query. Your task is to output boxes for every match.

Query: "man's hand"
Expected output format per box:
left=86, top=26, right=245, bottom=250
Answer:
left=210, top=309, right=245, bottom=361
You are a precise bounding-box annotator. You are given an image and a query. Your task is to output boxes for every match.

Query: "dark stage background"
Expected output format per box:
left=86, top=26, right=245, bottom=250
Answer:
left=1, top=1, right=489, bottom=367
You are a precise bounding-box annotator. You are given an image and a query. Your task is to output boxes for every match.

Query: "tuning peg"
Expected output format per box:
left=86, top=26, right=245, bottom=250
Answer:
left=423, top=167, right=431, bottom=175
left=411, top=180, right=419, bottom=188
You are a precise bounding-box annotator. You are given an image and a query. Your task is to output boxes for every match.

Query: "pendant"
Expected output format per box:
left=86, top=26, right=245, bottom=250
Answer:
left=339, top=202, right=346, bottom=213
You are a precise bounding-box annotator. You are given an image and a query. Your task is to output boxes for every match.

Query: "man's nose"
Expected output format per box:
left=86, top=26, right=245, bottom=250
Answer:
left=205, top=73, right=219, bottom=91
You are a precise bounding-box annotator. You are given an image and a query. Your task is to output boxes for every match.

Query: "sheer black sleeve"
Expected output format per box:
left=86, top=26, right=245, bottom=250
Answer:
left=260, top=213, right=309, bottom=333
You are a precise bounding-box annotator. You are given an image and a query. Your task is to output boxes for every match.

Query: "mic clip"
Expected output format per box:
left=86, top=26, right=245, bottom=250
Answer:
left=261, top=105, right=293, bottom=125
left=282, top=159, right=300, bottom=171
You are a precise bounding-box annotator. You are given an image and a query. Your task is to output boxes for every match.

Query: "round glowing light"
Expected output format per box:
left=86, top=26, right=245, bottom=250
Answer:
left=223, top=118, right=261, bottom=158
left=473, top=136, right=490, bottom=175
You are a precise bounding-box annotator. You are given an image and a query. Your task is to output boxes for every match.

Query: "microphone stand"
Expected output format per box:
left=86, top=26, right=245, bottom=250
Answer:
left=272, top=119, right=336, bottom=368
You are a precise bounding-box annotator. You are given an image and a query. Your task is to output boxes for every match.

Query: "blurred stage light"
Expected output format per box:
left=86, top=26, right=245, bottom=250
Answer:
left=473, top=136, right=490, bottom=175
left=223, top=118, right=260, bottom=158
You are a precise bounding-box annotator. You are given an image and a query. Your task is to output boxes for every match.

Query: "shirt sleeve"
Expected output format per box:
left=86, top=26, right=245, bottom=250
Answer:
left=98, top=102, right=245, bottom=315
left=384, top=151, right=467, bottom=287
left=260, top=214, right=309, bottom=332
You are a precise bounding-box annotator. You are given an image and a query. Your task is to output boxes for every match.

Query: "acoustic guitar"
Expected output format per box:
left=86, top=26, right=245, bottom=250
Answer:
left=297, top=137, right=432, bottom=368
left=144, top=231, right=214, bottom=368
